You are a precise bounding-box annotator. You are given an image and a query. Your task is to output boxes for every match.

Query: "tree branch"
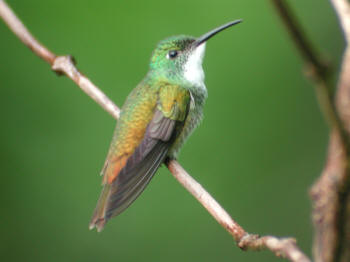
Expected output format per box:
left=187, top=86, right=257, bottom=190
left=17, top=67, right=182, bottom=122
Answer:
left=0, top=1, right=120, bottom=119
left=329, top=1, right=350, bottom=262
left=271, top=0, right=330, bottom=78
left=271, top=1, right=350, bottom=262
left=271, top=0, right=348, bottom=149
left=0, top=1, right=310, bottom=261
left=167, top=161, right=311, bottom=262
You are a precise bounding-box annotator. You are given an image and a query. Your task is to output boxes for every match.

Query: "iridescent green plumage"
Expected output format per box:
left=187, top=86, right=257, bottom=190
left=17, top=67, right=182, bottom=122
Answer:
left=90, top=20, right=242, bottom=231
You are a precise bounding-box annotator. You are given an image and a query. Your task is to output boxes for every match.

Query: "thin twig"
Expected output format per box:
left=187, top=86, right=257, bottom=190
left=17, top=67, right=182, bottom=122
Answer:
left=0, top=0, right=55, bottom=64
left=271, top=1, right=350, bottom=262
left=270, top=0, right=348, bottom=150
left=0, top=1, right=310, bottom=261
left=167, top=161, right=311, bottom=262
left=271, top=0, right=329, bottom=77
left=51, top=56, right=121, bottom=119
left=329, top=1, right=350, bottom=262
left=332, top=0, right=350, bottom=130
left=331, top=0, right=350, bottom=43
left=0, top=1, right=120, bottom=119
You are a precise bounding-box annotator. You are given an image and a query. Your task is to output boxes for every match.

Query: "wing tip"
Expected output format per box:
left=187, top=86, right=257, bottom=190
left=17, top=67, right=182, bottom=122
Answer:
left=89, top=218, right=106, bottom=232
left=89, top=183, right=112, bottom=232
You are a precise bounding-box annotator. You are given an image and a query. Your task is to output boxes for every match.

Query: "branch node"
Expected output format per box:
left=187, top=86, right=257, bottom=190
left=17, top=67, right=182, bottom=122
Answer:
left=51, top=55, right=81, bottom=82
left=238, top=233, right=261, bottom=250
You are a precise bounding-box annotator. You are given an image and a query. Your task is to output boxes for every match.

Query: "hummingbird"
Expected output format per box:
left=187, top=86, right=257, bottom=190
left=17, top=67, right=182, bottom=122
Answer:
left=89, top=20, right=242, bottom=231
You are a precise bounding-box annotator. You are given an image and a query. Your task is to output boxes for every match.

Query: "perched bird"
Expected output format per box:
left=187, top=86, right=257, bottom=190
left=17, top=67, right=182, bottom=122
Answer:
left=90, top=20, right=242, bottom=231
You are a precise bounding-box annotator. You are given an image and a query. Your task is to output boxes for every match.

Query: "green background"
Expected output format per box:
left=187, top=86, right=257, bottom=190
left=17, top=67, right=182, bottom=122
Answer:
left=0, top=0, right=343, bottom=261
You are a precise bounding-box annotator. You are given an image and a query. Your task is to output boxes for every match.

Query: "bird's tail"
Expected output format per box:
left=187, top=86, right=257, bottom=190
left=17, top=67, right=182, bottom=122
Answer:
left=89, top=183, right=112, bottom=232
left=89, top=131, right=172, bottom=232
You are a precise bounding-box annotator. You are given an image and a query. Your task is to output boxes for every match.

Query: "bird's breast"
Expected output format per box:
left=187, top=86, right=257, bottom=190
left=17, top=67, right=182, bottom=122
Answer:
left=168, top=84, right=207, bottom=158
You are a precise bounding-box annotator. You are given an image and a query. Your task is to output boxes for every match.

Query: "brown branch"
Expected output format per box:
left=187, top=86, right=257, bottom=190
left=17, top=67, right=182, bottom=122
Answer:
left=271, top=0, right=329, bottom=78
left=0, top=1, right=310, bottom=261
left=0, top=1, right=121, bottom=119
left=270, top=0, right=348, bottom=148
left=167, top=161, right=311, bottom=262
left=51, top=56, right=121, bottom=120
left=332, top=0, right=350, bottom=130
left=329, top=1, right=350, bottom=262
left=0, top=0, right=55, bottom=64
left=313, top=0, right=350, bottom=261
left=271, top=1, right=350, bottom=262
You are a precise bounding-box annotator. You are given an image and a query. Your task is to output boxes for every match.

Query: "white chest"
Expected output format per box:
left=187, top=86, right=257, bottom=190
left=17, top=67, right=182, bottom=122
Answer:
left=184, top=44, right=206, bottom=87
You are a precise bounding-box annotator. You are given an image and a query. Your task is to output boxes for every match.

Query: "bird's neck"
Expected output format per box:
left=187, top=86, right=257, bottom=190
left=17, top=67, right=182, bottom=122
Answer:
left=146, top=67, right=207, bottom=101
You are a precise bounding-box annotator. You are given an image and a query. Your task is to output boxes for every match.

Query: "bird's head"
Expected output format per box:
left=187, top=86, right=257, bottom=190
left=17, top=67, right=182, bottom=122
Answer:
left=149, top=20, right=242, bottom=86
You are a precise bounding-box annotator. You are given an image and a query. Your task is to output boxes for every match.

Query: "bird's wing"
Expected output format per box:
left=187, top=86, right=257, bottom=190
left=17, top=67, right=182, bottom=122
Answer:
left=90, top=83, right=190, bottom=231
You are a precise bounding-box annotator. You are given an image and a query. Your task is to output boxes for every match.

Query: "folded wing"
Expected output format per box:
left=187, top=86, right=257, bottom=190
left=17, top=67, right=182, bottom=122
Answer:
left=90, top=84, right=190, bottom=231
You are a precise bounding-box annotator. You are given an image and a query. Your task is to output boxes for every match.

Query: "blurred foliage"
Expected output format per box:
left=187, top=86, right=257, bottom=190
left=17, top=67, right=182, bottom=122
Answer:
left=0, top=0, right=344, bottom=261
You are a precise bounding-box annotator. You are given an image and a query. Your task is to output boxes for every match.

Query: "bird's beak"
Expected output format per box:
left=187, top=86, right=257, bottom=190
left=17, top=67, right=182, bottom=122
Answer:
left=193, top=19, right=243, bottom=47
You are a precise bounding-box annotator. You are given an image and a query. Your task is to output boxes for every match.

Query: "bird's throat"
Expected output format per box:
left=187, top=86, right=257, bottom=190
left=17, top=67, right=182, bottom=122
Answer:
left=184, top=44, right=206, bottom=87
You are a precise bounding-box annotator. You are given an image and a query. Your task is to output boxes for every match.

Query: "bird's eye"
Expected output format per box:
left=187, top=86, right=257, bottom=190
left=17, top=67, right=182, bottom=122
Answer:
left=167, top=50, right=178, bottom=59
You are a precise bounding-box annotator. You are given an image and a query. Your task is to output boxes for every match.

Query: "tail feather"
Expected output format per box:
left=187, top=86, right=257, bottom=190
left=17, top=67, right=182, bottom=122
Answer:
left=89, top=141, right=169, bottom=232
left=89, top=183, right=111, bottom=232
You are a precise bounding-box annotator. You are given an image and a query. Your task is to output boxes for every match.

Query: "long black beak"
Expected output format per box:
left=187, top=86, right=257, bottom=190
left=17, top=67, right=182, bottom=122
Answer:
left=193, top=19, right=243, bottom=47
